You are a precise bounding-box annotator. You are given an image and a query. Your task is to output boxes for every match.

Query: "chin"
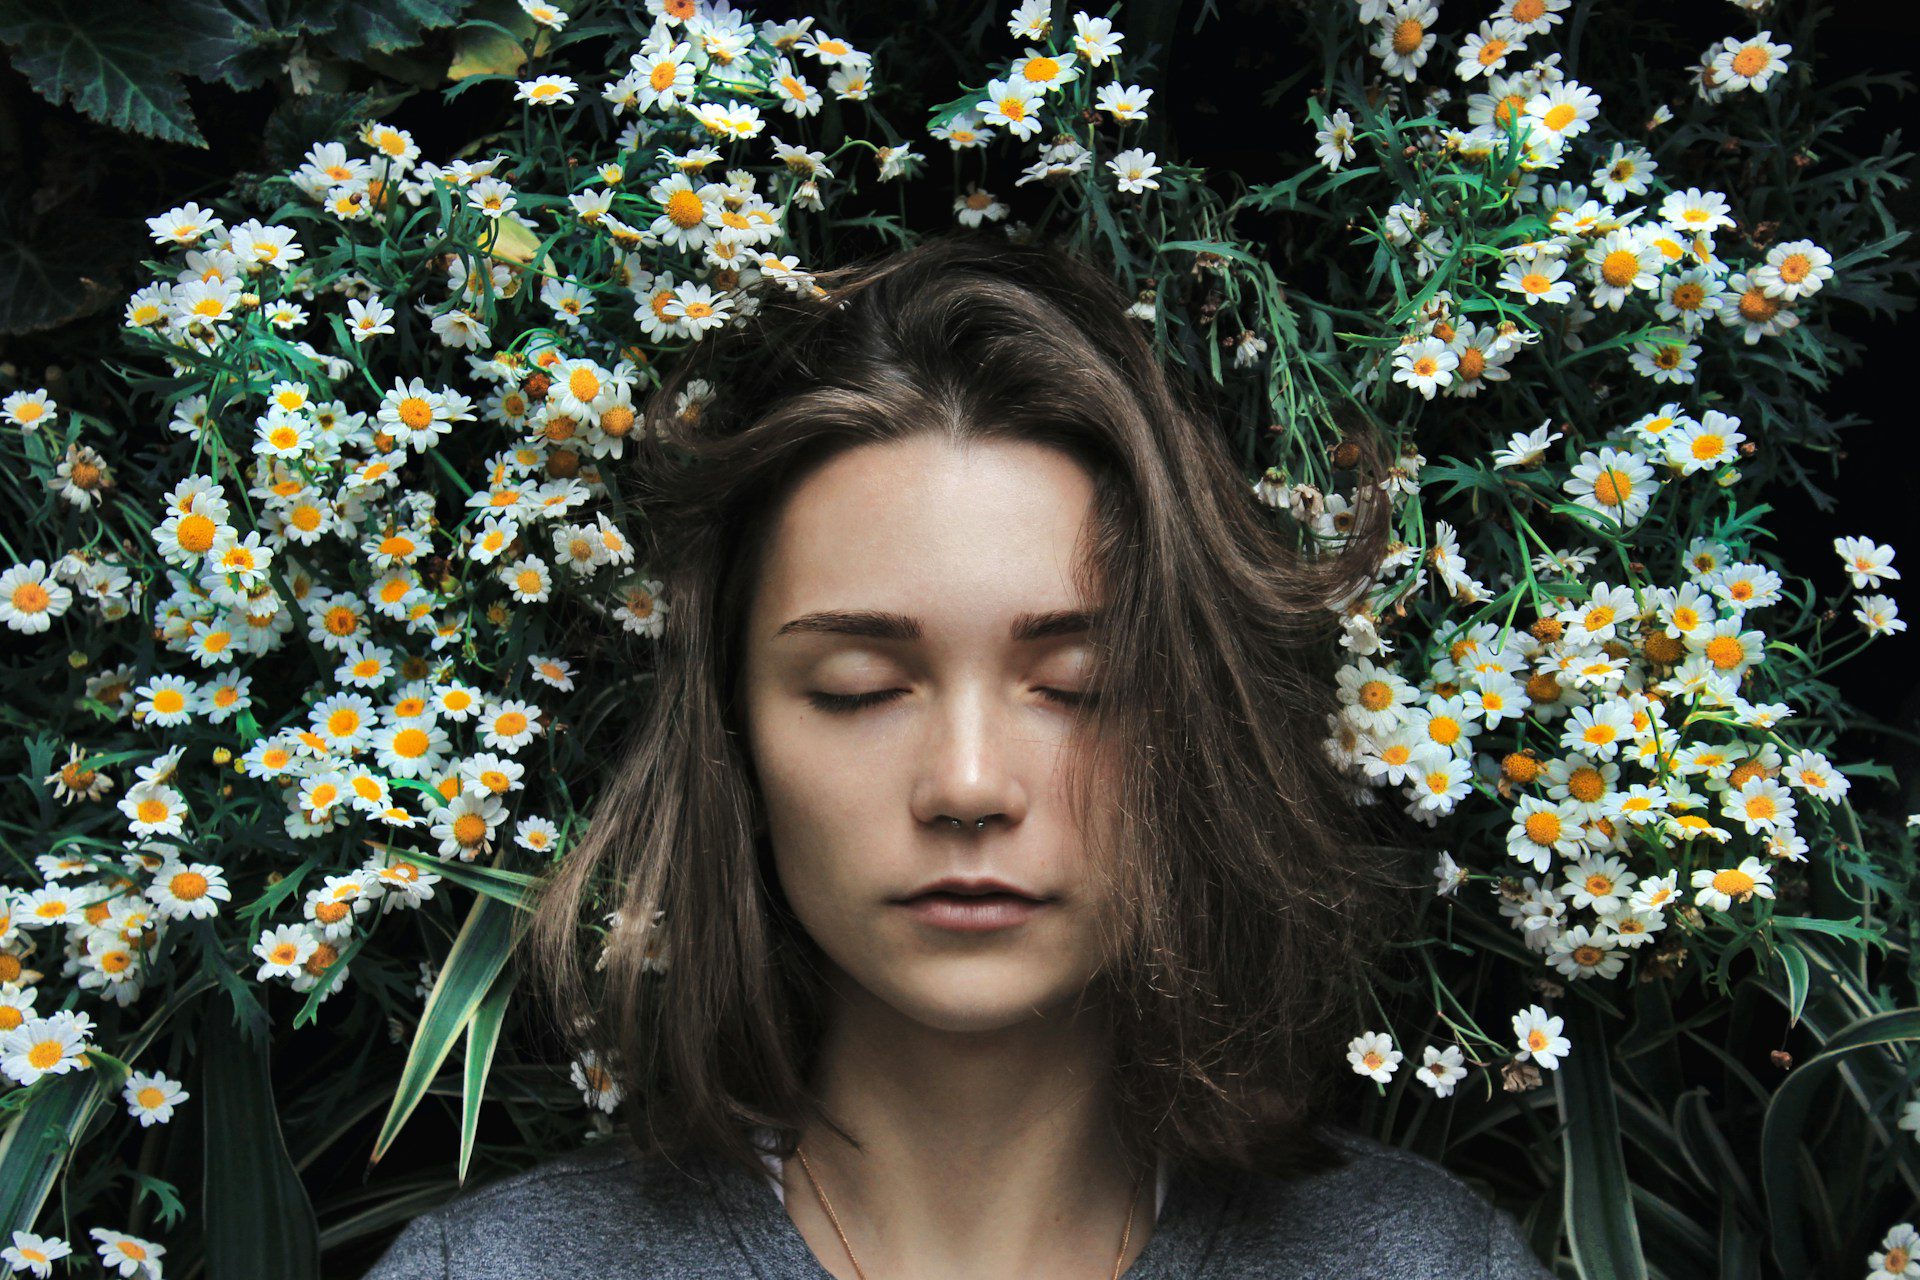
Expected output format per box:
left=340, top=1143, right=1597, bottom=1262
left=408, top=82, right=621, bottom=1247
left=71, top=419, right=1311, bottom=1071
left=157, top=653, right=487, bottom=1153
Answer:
left=865, top=960, right=1096, bottom=1035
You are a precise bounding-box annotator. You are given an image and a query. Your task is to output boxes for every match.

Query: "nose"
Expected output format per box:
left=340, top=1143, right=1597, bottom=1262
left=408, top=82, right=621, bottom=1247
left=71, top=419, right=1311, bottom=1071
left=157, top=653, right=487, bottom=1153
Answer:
left=909, top=681, right=1026, bottom=831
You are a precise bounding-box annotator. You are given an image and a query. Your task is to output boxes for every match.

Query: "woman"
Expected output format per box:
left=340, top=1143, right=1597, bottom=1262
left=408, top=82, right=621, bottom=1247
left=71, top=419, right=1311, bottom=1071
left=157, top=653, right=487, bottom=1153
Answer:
left=364, top=232, right=1554, bottom=1278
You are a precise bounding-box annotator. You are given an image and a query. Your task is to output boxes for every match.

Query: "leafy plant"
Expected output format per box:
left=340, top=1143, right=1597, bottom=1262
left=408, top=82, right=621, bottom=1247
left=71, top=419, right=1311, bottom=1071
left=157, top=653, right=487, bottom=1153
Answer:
left=0, top=1, right=1913, bottom=1277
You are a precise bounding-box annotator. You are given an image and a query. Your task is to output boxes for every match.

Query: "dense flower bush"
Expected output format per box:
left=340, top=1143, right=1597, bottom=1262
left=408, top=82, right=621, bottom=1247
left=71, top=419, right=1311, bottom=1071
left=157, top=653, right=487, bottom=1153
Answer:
left=0, top=0, right=1914, bottom=1276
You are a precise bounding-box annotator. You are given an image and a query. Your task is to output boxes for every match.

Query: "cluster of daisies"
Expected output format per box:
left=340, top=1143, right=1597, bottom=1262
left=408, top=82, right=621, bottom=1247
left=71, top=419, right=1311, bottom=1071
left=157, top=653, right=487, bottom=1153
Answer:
left=1323, top=522, right=1899, bottom=1091
left=936, top=1, right=1166, bottom=218
left=1, top=0, right=959, bottom=1154
left=1314, top=1, right=1823, bottom=401
left=1272, top=0, right=1909, bottom=1104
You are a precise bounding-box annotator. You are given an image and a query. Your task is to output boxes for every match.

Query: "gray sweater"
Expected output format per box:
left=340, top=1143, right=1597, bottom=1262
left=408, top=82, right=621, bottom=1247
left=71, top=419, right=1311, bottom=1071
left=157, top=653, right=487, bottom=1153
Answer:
left=361, top=1125, right=1556, bottom=1278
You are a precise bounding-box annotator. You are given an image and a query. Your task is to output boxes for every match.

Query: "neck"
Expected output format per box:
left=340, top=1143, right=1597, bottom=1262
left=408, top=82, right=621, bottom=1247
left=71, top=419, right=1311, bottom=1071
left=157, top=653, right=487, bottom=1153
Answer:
left=781, top=973, right=1153, bottom=1280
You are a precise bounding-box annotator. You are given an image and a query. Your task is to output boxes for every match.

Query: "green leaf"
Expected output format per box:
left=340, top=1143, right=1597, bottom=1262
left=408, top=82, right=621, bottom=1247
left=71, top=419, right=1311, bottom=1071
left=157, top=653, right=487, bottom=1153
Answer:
left=1761, top=1006, right=1920, bottom=1276
left=0, top=973, right=216, bottom=1238
left=1557, top=999, right=1648, bottom=1280
left=315, top=1176, right=459, bottom=1252
left=448, top=0, right=550, bottom=80
left=0, top=1, right=205, bottom=145
left=317, top=0, right=475, bottom=59
left=1767, top=915, right=1890, bottom=947
left=0, top=183, right=132, bottom=336
left=369, top=889, right=521, bottom=1166
left=131, top=1171, right=187, bottom=1231
left=413, top=852, right=537, bottom=911
left=458, top=969, right=514, bottom=1185
left=0, top=1070, right=108, bottom=1240
left=201, top=1006, right=321, bottom=1280
left=1776, top=940, right=1810, bottom=1030
left=170, top=0, right=308, bottom=93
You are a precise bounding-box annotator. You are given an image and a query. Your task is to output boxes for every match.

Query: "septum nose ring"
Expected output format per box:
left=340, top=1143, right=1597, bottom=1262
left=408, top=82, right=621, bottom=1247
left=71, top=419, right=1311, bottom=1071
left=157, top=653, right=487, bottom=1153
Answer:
left=947, top=817, right=987, bottom=829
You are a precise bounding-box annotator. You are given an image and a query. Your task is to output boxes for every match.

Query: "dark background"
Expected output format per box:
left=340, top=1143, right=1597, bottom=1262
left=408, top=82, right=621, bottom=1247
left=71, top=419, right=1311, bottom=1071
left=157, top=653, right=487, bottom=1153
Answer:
left=1, top=2, right=1914, bottom=1269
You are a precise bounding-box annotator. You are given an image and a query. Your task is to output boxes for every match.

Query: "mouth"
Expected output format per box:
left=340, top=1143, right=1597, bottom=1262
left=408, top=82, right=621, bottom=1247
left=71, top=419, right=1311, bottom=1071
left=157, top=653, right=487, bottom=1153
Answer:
left=891, top=878, right=1054, bottom=905
left=893, top=888, right=1055, bottom=933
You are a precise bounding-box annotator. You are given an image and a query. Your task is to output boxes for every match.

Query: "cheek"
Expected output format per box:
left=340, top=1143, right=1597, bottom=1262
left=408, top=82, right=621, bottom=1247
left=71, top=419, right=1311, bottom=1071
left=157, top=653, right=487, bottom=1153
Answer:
left=750, top=710, right=891, bottom=901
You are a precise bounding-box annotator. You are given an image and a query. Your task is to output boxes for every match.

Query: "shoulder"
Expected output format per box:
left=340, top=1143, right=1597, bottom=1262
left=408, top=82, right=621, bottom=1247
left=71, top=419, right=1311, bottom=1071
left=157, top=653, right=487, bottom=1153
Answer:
left=359, top=1135, right=733, bottom=1280
left=1202, top=1127, right=1553, bottom=1279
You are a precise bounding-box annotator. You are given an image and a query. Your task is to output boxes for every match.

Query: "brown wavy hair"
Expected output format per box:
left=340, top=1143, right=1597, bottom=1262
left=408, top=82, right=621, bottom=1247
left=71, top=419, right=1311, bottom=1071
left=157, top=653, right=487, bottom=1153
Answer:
left=527, top=228, right=1418, bottom=1192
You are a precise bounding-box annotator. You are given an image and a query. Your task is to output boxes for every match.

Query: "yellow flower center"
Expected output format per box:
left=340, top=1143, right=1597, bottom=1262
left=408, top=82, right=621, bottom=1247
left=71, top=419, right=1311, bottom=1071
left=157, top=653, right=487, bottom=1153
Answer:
left=28, top=1040, right=64, bottom=1069
left=1705, top=636, right=1745, bottom=670
left=1521, top=271, right=1551, bottom=295
left=1022, top=55, right=1060, bottom=82
left=1600, top=249, right=1640, bottom=287
left=1590, top=469, right=1630, bottom=507
left=1391, top=18, right=1425, bottom=55
left=1542, top=103, right=1577, bottom=132
left=171, top=871, right=208, bottom=899
left=1524, top=811, right=1562, bottom=845
left=176, top=512, right=218, bottom=554
left=398, top=397, right=433, bottom=429
left=1567, top=768, right=1605, bottom=803
left=665, top=188, right=706, bottom=227
left=1671, top=282, right=1705, bottom=310
left=1731, top=45, right=1770, bottom=78
left=1712, top=868, right=1756, bottom=895
left=1738, top=288, right=1780, bottom=322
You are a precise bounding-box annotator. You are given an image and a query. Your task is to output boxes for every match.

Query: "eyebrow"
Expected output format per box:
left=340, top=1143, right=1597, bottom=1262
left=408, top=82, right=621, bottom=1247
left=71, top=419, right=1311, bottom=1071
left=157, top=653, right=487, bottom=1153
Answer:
left=774, top=607, right=1099, bottom=643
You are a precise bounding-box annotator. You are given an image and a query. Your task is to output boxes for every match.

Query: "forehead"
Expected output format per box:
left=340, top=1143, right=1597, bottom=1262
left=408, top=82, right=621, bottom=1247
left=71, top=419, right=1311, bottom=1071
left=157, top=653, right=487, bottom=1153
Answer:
left=748, top=435, right=1101, bottom=638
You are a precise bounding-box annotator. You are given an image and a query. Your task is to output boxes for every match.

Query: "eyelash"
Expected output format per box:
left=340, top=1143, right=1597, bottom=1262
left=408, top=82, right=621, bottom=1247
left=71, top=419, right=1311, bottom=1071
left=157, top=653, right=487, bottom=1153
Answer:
left=806, top=688, right=1092, bottom=714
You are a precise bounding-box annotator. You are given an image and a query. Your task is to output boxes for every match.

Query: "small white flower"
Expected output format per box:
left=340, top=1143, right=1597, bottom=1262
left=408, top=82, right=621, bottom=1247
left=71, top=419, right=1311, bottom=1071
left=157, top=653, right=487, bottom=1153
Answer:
left=1107, top=147, right=1162, bottom=194
left=1315, top=108, right=1357, bottom=170
left=1415, top=1042, right=1469, bottom=1096
left=346, top=296, right=396, bottom=342
left=1834, top=536, right=1899, bottom=590
left=1346, top=1029, right=1403, bottom=1082
left=3, top=1230, right=73, bottom=1278
left=514, top=73, right=579, bottom=106
left=123, top=1070, right=190, bottom=1126
left=1512, top=1005, right=1570, bottom=1070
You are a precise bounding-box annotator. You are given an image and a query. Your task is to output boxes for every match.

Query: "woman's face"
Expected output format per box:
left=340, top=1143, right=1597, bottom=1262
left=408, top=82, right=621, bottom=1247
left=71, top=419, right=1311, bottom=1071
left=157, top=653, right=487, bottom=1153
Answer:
left=739, top=433, right=1116, bottom=1035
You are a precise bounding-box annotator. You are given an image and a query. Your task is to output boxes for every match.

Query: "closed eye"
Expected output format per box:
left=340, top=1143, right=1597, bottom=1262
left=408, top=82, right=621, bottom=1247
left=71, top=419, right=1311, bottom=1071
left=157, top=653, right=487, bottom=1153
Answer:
left=805, top=688, right=1092, bottom=714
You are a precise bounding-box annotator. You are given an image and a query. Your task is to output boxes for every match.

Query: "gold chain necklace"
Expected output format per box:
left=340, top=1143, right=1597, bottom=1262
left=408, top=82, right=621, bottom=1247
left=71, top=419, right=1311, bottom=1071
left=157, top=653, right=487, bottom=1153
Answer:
left=793, top=1146, right=1146, bottom=1280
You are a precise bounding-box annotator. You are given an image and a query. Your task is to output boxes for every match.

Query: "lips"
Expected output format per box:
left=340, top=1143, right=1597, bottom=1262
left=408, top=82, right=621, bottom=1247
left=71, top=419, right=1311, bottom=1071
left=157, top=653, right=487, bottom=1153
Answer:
left=893, top=877, right=1052, bottom=904
left=896, top=891, right=1053, bottom=933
